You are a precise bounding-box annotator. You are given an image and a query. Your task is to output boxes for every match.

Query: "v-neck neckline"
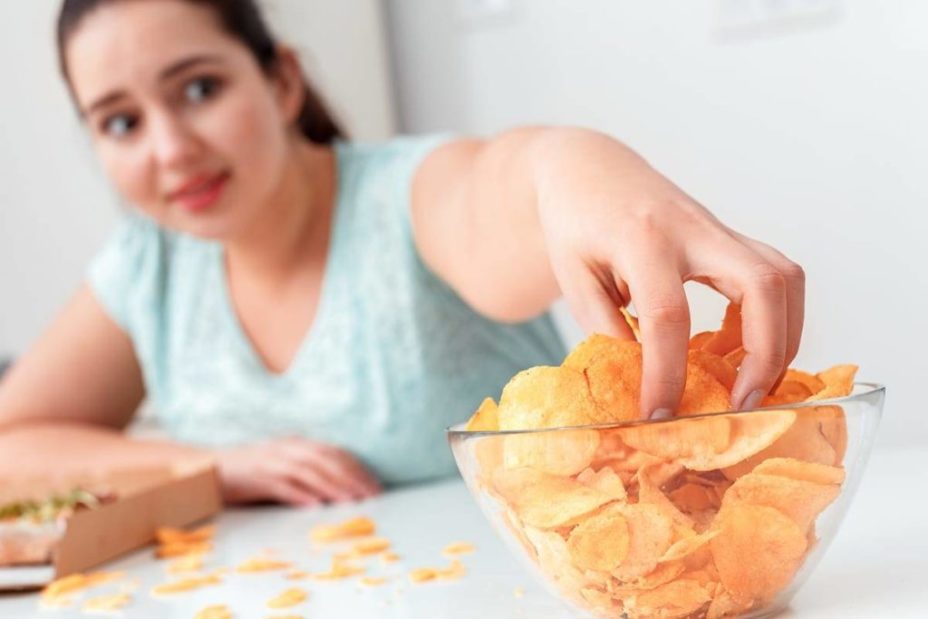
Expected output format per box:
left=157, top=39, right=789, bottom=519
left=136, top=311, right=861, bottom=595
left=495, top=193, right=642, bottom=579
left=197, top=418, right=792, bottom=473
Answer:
left=214, top=143, right=345, bottom=381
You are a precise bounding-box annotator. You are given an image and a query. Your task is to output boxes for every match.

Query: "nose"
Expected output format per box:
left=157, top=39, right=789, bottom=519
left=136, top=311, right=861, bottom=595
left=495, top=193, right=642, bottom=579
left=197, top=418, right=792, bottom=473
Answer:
left=148, top=109, right=203, bottom=170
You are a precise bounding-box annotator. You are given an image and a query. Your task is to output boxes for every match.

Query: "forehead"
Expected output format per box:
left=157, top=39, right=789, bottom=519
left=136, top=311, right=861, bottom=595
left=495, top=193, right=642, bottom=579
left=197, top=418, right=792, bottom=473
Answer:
left=66, top=0, right=250, bottom=106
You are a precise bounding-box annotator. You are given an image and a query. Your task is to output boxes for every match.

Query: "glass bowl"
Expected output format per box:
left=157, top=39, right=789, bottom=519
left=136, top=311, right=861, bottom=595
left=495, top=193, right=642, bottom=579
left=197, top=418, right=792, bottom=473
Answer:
left=448, top=383, right=884, bottom=618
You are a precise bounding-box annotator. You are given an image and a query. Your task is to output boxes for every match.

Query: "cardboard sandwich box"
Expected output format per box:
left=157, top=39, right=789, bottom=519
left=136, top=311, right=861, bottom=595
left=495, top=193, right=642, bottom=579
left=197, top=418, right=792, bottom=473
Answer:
left=0, top=460, right=222, bottom=590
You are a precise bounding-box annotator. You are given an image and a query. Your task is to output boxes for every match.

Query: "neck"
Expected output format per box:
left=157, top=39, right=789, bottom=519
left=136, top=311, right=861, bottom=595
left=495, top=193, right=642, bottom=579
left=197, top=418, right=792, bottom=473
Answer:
left=224, top=137, right=335, bottom=285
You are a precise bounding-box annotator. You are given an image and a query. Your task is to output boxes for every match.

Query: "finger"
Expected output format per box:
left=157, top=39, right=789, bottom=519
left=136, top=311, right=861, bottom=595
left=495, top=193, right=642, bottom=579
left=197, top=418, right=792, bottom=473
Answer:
left=625, top=254, right=690, bottom=419
left=302, top=442, right=382, bottom=496
left=307, top=453, right=380, bottom=499
left=269, top=446, right=356, bottom=502
left=266, top=478, right=322, bottom=507
left=732, top=234, right=805, bottom=369
left=554, top=257, right=635, bottom=340
left=692, top=238, right=789, bottom=409
left=285, top=443, right=377, bottom=499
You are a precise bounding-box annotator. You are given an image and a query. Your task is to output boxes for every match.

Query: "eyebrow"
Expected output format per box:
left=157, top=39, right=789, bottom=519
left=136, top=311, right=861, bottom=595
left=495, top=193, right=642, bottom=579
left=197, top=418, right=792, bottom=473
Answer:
left=82, top=54, right=225, bottom=116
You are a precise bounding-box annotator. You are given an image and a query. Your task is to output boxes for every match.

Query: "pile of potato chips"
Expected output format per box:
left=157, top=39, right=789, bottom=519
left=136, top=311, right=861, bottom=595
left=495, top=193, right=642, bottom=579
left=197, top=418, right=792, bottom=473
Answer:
left=463, top=304, right=856, bottom=618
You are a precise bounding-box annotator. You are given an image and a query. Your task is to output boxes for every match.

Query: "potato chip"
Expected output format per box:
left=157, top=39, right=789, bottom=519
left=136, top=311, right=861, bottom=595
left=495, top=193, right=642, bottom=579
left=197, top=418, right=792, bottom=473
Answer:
left=503, top=429, right=600, bottom=476
left=816, top=405, right=849, bottom=464
left=150, top=573, right=222, bottom=595
left=194, top=605, right=232, bottom=619
left=710, top=503, right=807, bottom=604
left=613, top=559, right=686, bottom=593
left=677, top=359, right=732, bottom=416
left=498, top=366, right=607, bottom=429
left=465, top=397, right=499, bottom=431
left=380, top=550, right=401, bottom=564
left=310, top=516, right=376, bottom=542
left=628, top=578, right=713, bottom=618
left=566, top=504, right=630, bottom=571
left=723, top=472, right=841, bottom=533
left=311, top=561, right=366, bottom=580
left=782, top=368, right=825, bottom=394
left=167, top=552, right=205, bottom=575
left=351, top=536, right=391, bottom=556
left=689, top=349, right=738, bottom=391
left=688, top=331, right=713, bottom=350
left=620, top=307, right=641, bottom=340
left=524, top=526, right=587, bottom=596
left=682, top=410, right=796, bottom=471
left=437, top=559, right=467, bottom=580
left=42, top=572, right=124, bottom=599
left=266, top=588, right=308, bottom=609
left=722, top=409, right=839, bottom=480
left=443, top=541, right=475, bottom=556
left=236, top=558, right=292, bottom=573
left=610, top=504, right=674, bottom=582
left=809, top=364, right=858, bottom=400
left=81, top=592, right=131, bottom=612
left=668, top=483, right=717, bottom=514
left=751, top=457, right=846, bottom=485
left=582, top=340, right=645, bottom=423
left=286, top=570, right=310, bottom=580
left=491, top=467, right=616, bottom=529
left=658, top=530, right=718, bottom=564
left=409, top=568, right=438, bottom=583
left=155, top=524, right=215, bottom=546
left=700, top=302, right=742, bottom=356
left=562, top=334, right=619, bottom=370
left=636, top=464, right=693, bottom=530
left=706, top=589, right=754, bottom=619
left=576, top=467, right=627, bottom=502
left=359, top=576, right=388, bottom=587
left=156, top=541, right=213, bottom=559
left=620, top=416, right=731, bottom=462
left=763, top=380, right=814, bottom=406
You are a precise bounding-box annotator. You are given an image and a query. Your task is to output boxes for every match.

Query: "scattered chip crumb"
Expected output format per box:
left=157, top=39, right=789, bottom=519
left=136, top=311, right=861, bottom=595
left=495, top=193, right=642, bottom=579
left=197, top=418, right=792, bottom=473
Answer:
left=266, top=587, right=308, bottom=609
left=150, top=573, right=222, bottom=596
left=442, top=541, right=475, bottom=556
left=236, top=558, right=292, bottom=573
left=195, top=604, right=232, bottom=619
left=359, top=576, right=388, bottom=587
left=310, top=516, right=376, bottom=542
left=81, top=592, right=131, bottom=613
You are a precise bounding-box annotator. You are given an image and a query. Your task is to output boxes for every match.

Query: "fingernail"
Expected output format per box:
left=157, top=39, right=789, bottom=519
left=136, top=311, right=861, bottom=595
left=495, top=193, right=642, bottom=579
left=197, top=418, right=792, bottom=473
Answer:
left=740, top=389, right=764, bottom=411
left=650, top=408, right=673, bottom=420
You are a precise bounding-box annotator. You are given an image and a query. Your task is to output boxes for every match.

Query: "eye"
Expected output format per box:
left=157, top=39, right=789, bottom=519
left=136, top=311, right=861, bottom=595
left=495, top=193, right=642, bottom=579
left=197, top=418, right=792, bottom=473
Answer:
left=183, top=76, right=222, bottom=104
left=101, top=113, right=139, bottom=138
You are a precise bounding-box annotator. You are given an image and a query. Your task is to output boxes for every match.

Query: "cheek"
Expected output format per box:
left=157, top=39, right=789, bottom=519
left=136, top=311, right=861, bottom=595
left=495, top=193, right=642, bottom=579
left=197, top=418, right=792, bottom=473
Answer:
left=207, top=88, right=288, bottom=189
left=99, top=145, right=156, bottom=212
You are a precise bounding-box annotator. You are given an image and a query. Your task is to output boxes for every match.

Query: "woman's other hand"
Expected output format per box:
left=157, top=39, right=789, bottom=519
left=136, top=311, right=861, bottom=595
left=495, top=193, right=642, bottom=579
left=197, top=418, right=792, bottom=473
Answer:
left=214, top=437, right=381, bottom=506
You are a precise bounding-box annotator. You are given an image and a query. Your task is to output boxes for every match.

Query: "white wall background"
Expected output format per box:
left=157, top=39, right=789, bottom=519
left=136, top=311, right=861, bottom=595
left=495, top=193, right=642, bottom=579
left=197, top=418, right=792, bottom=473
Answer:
left=0, top=0, right=395, bottom=355
left=384, top=0, right=927, bottom=448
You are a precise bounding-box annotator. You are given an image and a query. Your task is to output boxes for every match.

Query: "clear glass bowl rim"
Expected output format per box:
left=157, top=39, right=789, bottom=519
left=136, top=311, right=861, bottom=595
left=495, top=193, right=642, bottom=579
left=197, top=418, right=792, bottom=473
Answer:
left=447, top=381, right=885, bottom=438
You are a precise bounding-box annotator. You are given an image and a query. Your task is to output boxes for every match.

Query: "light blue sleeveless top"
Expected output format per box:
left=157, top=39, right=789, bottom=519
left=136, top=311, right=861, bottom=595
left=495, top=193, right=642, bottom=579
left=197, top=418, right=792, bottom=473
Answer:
left=87, top=135, right=566, bottom=486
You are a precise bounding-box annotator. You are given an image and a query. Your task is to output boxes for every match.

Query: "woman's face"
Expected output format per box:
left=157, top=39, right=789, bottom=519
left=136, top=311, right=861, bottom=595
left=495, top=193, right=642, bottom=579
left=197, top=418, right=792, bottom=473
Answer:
left=65, top=0, right=299, bottom=239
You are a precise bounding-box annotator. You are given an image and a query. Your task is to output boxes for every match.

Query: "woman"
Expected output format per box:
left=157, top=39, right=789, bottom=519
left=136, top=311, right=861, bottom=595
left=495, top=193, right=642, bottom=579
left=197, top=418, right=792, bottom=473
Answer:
left=0, top=0, right=804, bottom=506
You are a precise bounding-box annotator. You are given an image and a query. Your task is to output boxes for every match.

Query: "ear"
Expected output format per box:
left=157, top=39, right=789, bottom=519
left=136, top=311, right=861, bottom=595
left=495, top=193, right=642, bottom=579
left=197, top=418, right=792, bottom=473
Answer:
left=270, top=46, right=307, bottom=126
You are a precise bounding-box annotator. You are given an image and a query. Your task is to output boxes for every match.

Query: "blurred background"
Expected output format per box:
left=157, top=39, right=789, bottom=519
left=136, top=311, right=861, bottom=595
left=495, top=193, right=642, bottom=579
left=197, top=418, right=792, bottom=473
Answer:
left=0, top=0, right=924, bottom=448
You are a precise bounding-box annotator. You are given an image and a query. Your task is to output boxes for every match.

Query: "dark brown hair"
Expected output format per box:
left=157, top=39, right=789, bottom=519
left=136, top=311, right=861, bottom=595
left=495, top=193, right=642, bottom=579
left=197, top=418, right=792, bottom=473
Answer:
left=56, top=0, right=344, bottom=144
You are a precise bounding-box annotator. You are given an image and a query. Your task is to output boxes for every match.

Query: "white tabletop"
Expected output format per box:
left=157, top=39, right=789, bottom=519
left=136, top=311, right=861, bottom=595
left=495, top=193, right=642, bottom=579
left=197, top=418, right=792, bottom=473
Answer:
left=1, top=446, right=925, bottom=618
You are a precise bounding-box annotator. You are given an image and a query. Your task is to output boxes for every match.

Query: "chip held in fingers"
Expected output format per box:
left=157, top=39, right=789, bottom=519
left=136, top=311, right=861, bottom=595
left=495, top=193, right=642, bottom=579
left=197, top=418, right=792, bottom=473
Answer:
left=461, top=302, right=860, bottom=618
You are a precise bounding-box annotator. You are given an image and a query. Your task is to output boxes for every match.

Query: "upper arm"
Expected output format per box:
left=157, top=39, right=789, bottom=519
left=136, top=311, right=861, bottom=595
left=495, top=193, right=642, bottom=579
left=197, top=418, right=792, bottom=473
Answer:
left=0, top=284, right=145, bottom=431
left=410, top=129, right=560, bottom=322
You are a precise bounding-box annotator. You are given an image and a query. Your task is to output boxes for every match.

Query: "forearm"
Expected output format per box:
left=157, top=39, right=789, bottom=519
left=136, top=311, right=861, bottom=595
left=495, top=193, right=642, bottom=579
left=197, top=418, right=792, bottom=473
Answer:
left=443, top=126, right=654, bottom=322
left=0, top=421, right=207, bottom=480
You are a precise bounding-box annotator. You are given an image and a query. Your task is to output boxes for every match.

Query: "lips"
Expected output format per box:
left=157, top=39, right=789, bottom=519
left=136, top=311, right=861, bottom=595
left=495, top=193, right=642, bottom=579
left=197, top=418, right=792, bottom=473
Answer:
left=167, top=171, right=230, bottom=213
